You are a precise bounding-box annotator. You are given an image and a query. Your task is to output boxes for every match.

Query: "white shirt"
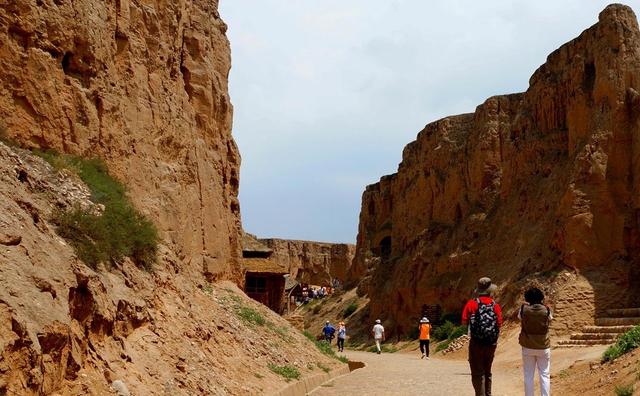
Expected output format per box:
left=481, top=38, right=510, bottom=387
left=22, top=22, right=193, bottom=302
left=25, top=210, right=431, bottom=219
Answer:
left=373, top=324, right=385, bottom=339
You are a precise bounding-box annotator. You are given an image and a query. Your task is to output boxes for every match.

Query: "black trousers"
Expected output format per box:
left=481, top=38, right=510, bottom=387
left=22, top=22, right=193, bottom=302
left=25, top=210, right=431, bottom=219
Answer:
left=419, top=339, right=430, bottom=356
left=468, top=340, right=497, bottom=396
left=337, top=338, right=345, bottom=351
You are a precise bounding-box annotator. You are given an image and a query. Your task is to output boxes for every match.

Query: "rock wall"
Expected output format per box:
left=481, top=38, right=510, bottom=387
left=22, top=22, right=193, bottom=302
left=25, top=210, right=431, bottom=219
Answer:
left=0, top=0, right=241, bottom=282
left=348, top=4, right=640, bottom=336
left=260, top=238, right=355, bottom=286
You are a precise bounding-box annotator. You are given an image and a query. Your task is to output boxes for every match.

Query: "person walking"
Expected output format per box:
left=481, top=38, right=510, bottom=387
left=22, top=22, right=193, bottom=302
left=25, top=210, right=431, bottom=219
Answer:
left=322, top=320, right=336, bottom=344
left=371, top=319, right=385, bottom=354
left=418, top=317, right=431, bottom=360
left=519, top=287, right=552, bottom=396
left=462, top=277, right=503, bottom=396
left=337, top=322, right=346, bottom=352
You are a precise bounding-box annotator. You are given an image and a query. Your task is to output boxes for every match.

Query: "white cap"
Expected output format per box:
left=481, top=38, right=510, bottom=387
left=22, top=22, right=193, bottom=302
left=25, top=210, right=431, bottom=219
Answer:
left=375, top=319, right=381, bottom=324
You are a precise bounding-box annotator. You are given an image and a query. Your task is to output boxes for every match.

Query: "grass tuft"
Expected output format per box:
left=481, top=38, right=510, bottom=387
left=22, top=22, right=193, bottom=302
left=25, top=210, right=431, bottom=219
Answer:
left=37, top=152, right=158, bottom=270
left=343, top=302, right=358, bottom=318
left=337, top=355, right=349, bottom=363
left=317, top=363, right=330, bottom=373
left=614, top=383, right=634, bottom=396
left=602, top=325, right=640, bottom=363
left=237, top=306, right=265, bottom=326
left=268, top=363, right=300, bottom=381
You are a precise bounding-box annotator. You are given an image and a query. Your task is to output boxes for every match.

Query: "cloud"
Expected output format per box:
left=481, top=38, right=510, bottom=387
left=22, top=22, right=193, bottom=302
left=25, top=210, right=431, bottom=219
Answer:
left=220, top=0, right=640, bottom=243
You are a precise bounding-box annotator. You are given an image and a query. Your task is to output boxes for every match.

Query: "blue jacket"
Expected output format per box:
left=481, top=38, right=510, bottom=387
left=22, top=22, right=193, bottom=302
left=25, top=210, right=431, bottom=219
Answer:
left=323, top=325, right=336, bottom=336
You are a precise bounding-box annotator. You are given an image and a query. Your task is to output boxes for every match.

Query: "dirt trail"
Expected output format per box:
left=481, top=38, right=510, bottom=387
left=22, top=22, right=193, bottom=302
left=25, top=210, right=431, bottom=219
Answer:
left=310, top=331, right=607, bottom=396
left=310, top=350, right=516, bottom=396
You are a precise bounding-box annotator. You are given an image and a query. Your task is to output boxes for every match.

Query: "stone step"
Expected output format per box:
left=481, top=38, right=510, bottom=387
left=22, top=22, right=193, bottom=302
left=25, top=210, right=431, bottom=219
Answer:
left=595, top=317, right=640, bottom=326
left=557, top=339, right=615, bottom=346
left=605, top=308, right=640, bottom=318
left=570, top=333, right=619, bottom=341
left=581, top=325, right=635, bottom=334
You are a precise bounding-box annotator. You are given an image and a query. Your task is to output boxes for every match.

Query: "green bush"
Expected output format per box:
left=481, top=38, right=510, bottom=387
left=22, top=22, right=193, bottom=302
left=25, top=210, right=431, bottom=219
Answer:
left=448, top=325, right=467, bottom=341
left=602, top=325, right=640, bottom=363
left=302, top=330, right=341, bottom=359
left=268, top=363, right=300, bottom=381
left=614, top=384, right=634, bottom=396
left=343, top=302, right=358, bottom=318
left=433, top=321, right=456, bottom=341
left=38, top=152, right=158, bottom=270
left=237, top=307, right=265, bottom=326
left=408, top=326, right=420, bottom=340
left=337, top=355, right=348, bottom=363
left=441, top=312, right=461, bottom=325
left=435, top=340, right=451, bottom=353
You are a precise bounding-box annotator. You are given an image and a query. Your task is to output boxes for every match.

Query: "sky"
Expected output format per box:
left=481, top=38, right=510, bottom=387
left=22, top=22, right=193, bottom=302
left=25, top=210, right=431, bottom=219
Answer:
left=220, top=1, right=640, bottom=243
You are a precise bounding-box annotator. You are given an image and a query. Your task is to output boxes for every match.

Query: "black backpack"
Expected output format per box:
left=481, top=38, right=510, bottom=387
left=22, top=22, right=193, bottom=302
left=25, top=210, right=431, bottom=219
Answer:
left=470, top=298, right=500, bottom=345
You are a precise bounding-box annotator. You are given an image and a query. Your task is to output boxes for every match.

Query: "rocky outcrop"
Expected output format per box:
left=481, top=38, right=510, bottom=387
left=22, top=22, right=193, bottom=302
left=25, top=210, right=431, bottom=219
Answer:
left=0, top=0, right=241, bottom=282
left=0, top=142, right=344, bottom=395
left=348, top=4, right=640, bottom=337
left=260, top=238, right=355, bottom=286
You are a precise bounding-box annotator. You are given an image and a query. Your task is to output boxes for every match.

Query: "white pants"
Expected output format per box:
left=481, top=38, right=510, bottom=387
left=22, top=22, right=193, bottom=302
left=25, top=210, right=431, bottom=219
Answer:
left=375, top=338, right=382, bottom=352
left=522, top=347, right=550, bottom=396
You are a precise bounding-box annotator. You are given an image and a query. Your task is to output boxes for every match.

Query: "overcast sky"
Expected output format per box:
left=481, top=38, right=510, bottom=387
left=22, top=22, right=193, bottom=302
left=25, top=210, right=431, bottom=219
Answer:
left=220, top=1, right=640, bottom=243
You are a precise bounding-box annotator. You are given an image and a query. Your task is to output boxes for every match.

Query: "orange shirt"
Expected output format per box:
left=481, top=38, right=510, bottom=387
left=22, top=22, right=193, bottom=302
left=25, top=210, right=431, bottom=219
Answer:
left=419, top=323, right=431, bottom=340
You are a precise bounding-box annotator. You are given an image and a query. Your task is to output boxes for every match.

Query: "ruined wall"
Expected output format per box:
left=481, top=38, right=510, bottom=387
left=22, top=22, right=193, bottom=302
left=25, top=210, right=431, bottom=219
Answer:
left=260, top=238, right=355, bottom=286
left=0, top=0, right=242, bottom=282
left=348, top=4, right=640, bottom=336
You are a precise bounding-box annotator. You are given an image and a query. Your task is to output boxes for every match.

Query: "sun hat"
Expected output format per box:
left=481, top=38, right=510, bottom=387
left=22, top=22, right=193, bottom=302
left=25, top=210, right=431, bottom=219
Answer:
left=375, top=319, right=381, bottom=324
left=475, top=277, right=497, bottom=296
left=420, top=317, right=429, bottom=323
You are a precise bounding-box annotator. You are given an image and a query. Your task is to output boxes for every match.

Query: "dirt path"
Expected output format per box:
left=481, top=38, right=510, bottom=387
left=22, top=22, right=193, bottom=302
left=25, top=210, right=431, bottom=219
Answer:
left=309, top=350, right=517, bottom=396
left=309, top=337, right=607, bottom=396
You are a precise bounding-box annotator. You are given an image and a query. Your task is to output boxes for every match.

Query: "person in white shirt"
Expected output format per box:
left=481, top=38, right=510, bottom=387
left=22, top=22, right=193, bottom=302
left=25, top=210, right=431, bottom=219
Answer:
left=371, top=319, right=385, bottom=354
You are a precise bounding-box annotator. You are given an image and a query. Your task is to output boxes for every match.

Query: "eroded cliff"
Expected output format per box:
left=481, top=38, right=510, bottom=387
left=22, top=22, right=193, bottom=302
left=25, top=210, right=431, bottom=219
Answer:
left=348, top=4, right=640, bottom=337
left=0, top=0, right=241, bottom=281
left=260, top=238, right=355, bottom=286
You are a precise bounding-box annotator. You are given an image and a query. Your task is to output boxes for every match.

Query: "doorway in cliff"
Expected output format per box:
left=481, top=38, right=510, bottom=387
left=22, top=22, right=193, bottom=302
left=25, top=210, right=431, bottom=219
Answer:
left=379, top=236, right=391, bottom=258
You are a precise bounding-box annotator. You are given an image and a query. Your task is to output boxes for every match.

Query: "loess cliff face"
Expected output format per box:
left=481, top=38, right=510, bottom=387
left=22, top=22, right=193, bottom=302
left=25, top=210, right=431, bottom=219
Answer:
left=0, top=0, right=241, bottom=281
left=348, top=4, right=640, bottom=336
left=260, top=238, right=355, bottom=286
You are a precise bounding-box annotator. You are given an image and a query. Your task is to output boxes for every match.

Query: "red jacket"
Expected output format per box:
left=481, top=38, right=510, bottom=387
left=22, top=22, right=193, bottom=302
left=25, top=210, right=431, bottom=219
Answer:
left=461, top=296, right=503, bottom=327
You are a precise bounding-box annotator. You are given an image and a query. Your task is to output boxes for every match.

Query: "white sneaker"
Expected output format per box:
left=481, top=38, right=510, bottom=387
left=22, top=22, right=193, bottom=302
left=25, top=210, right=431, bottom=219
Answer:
left=426, top=357, right=430, bottom=360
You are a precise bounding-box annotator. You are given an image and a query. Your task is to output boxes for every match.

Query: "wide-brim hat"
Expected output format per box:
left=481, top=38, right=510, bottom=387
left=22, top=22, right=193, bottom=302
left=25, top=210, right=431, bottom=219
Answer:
left=420, top=317, right=429, bottom=323
left=475, top=277, right=497, bottom=295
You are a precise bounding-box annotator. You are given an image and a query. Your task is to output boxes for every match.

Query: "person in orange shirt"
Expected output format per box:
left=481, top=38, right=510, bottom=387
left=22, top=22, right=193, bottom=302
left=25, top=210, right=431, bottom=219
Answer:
left=418, top=317, right=431, bottom=359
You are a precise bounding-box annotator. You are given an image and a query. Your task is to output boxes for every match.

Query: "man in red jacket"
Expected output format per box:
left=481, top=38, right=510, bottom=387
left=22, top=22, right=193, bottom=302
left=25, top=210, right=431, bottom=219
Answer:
left=462, top=277, right=503, bottom=396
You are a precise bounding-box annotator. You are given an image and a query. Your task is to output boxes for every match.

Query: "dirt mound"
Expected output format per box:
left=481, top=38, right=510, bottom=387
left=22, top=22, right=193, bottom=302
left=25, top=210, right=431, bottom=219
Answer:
left=347, top=4, right=640, bottom=337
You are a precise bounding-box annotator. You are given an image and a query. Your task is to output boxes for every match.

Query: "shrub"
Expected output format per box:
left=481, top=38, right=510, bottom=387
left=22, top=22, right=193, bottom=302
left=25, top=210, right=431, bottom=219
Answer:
left=268, top=364, right=300, bottom=381
left=408, top=326, right=420, bottom=340
left=614, top=384, right=634, bottom=396
left=237, top=307, right=265, bottom=326
left=435, top=340, right=451, bottom=353
left=602, top=325, right=640, bottom=363
left=343, top=302, right=358, bottom=318
left=39, top=152, right=158, bottom=270
left=441, top=312, right=461, bottom=325
left=433, top=321, right=456, bottom=341
left=448, top=325, right=467, bottom=341
left=302, top=331, right=340, bottom=359
left=337, top=355, right=349, bottom=363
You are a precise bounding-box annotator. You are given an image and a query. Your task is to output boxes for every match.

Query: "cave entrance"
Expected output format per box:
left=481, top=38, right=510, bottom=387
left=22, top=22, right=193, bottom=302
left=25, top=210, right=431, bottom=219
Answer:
left=379, top=236, right=391, bottom=258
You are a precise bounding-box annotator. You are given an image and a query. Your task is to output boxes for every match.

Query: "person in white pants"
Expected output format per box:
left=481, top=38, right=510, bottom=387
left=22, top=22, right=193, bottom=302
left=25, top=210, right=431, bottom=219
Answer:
left=518, top=287, right=552, bottom=396
left=371, top=319, right=385, bottom=354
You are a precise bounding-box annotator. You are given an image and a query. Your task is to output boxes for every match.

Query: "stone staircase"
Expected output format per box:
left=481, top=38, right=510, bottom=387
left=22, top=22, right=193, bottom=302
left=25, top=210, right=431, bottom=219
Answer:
left=556, top=308, right=640, bottom=348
